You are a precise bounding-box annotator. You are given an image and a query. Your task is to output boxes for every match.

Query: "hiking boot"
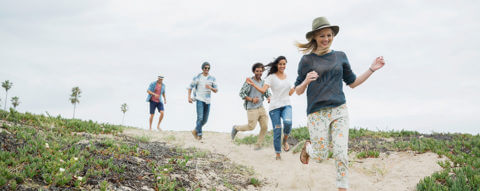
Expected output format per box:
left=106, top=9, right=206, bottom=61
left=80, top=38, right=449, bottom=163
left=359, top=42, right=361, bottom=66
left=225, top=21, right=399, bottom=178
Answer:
left=231, top=126, right=238, bottom=140
left=192, top=130, right=199, bottom=140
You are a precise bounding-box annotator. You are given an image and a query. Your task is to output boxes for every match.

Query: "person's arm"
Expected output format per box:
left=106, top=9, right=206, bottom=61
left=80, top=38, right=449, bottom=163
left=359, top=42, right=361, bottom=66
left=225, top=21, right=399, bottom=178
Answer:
left=246, top=78, right=269, bottom=94
left=289, top=87, right=295, bottom=96
left=348, top=56, right=385, bottom=89
left=147, top=84, right=159, bottom=98
left=187, top=76, right=197, bottom=103
left=187, top=89, right=193, bottom=103
left=163, top=92, right=166, bottom=104
left=211, top=78, right=218, bottom=93
left=205, top=84, right=218, bottom=93
left=209, top=86, right=218, bottom=93
left=239, top=82, right=258, bottom=103
left=206, top=77, right=218, bottom=93
left=147, top=90, right=157, bottom=96
left=265, top=89, right=271, bottom=103
left=295, top=71, right=319, bottom=95
left=244, top=96, right=257, bottom=103
left=263, top=88, right=272, bottom=100
left=294, top=56, right=317, bottom=95
left=239, top=82, right=250, bottom=99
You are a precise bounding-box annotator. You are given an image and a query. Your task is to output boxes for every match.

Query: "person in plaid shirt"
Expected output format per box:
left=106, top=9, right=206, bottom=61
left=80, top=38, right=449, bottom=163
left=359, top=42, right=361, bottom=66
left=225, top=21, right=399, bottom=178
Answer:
left=231, top=63, right=271, bottom=150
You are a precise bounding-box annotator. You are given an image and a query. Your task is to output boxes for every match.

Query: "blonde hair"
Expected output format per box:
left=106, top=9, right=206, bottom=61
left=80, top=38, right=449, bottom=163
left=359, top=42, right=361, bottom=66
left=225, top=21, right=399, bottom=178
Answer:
left=295, top=37, right=318, bottom=54
left=296, top=28, right=335, bottom=55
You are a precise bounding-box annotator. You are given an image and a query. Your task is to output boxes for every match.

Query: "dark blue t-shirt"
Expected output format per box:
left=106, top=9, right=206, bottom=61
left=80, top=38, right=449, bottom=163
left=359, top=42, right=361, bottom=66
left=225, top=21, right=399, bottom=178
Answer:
left=294, top=50, right=356, bottom=115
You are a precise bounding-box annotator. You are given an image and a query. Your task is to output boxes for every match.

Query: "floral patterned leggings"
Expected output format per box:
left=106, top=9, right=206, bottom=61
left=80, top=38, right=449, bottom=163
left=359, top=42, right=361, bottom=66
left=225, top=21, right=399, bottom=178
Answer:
left=306, top=104, right=349, bottom=189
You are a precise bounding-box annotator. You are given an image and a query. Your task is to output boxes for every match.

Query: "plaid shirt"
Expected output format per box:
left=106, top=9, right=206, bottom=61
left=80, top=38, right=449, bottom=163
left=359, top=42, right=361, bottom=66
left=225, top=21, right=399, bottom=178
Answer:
left=239, top=77, right=271, bottom=110
left=188, top=73, right=218, bottom=104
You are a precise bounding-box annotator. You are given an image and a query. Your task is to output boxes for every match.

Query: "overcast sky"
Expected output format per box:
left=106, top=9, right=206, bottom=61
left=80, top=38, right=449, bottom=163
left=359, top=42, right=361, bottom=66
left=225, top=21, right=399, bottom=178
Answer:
left=1, top=0, right=479, bottom=135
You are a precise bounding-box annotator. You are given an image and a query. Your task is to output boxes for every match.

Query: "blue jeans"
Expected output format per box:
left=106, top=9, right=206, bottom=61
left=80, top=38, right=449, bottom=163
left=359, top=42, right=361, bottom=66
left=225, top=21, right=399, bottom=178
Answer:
left=269, top=105, right=292, bottom=153
left=195, top=101, right=210, bottom=136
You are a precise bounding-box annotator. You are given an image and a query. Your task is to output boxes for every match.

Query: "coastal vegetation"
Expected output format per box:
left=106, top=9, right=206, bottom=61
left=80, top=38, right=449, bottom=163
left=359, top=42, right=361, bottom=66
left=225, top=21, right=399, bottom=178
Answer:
left=0, top=109, right=260, bottom=190
left=235, top=127, right=480, bottom=190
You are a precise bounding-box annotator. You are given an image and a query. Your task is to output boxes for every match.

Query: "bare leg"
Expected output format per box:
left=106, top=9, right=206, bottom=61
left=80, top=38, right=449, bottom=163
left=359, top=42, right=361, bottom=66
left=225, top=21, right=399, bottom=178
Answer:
left=157, top=111, right=164, bottom=131
left=149, top=114, right=154, bottom=131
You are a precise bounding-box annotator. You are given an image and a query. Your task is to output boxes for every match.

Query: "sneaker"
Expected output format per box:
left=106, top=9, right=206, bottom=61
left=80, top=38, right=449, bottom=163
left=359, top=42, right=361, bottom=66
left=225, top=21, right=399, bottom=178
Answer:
left=231, top=126, right=238, bottom=140
left=192, top=130, right=198, bottom=140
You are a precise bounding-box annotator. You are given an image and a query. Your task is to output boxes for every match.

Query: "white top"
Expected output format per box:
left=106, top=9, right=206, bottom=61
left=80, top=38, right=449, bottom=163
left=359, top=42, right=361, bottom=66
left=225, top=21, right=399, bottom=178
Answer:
left=265, top=74, right=292, bottom=111
left=196, top=75, right=211, bottom=103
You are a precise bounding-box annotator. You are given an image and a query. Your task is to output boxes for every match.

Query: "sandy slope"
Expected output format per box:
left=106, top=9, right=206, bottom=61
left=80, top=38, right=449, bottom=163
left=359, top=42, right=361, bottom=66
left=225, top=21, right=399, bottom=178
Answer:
left=123, top=129, right=445, bottom=191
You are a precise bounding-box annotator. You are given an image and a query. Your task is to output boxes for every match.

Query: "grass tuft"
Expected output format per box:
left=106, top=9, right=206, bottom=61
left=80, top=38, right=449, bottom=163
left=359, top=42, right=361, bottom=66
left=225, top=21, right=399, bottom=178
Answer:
left=134, top=135, right=151, bottom=143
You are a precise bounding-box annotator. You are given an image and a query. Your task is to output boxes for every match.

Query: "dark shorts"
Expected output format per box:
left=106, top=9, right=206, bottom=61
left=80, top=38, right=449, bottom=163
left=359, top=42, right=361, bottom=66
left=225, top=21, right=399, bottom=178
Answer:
left=149, top=101, right=164, bottom=114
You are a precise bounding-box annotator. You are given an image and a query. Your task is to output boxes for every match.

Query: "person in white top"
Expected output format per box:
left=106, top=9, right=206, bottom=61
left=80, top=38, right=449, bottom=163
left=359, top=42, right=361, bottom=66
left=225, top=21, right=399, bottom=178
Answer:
left=247, top=56, right=295, bottom=160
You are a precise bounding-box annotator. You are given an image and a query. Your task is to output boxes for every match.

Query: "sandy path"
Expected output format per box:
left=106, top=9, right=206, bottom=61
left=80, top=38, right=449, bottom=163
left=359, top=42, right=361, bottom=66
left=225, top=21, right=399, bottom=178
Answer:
left=123, top=129, right=445, bottom=191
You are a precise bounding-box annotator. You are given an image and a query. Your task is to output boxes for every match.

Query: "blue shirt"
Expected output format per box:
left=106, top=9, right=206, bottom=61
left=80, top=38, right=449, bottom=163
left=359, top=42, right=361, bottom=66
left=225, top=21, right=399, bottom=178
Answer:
left=146, top=81, right=165, bottom=103
left=294, top=50, right=356, bottom=115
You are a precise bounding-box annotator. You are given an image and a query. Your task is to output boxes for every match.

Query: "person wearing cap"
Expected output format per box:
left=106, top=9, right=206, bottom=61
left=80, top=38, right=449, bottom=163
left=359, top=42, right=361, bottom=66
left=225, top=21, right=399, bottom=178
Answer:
left=245, top=56, right=296, bottom=160
left=187, top=62, right=218, bottom=140
left=231, top=63, right=271, bottom=150
left=295, top=17, right=385, bottom=190
left=146, top=75, right=166, bottom=131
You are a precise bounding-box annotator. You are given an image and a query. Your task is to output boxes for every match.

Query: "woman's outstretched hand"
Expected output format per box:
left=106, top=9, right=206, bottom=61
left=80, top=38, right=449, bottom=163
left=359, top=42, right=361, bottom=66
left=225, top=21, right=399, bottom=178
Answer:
left=370, top=56, right=385, bottom=71
left=246, top=77, right=254, bottom=85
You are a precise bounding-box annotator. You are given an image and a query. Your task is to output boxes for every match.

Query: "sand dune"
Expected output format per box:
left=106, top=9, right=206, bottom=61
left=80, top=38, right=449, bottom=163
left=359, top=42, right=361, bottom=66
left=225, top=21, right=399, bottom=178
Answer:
left=123, top=129, right=445, bottom=191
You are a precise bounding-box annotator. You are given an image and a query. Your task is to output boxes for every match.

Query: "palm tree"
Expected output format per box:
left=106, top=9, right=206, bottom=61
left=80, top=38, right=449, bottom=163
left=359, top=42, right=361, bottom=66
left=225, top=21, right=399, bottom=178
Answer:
left=11, top=96, right=20, bottom=109
left=120, top=103, right=128, bottom=125
left=70, top=87, right=81, bottom=119
left=2, top=80, right=13, bottom=110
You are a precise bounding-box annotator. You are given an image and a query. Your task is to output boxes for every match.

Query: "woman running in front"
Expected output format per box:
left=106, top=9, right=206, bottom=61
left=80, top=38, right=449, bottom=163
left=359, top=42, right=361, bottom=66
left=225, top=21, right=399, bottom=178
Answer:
left=295, top=17, right=385, bottom=190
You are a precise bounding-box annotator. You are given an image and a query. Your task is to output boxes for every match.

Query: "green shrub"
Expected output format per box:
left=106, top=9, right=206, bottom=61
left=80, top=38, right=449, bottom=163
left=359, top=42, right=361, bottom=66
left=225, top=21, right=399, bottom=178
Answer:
left=0, top=109, right=123, bottom=135
left=0, top=113, right=134, bottom=190
left=234, top=131, right=273, bottom=146
left=290, top=127, right=309, bottom=141
left=9, top=179, right=17, bottom=190
left=0, top=176, right=6, bottom=187
left=356, top=150, right=380, bottom=159
left=100, top=180, right=108, bottom=191
left=250, top=177, right=260, bottom=187
left=134, top=135, right=151, bottom=143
